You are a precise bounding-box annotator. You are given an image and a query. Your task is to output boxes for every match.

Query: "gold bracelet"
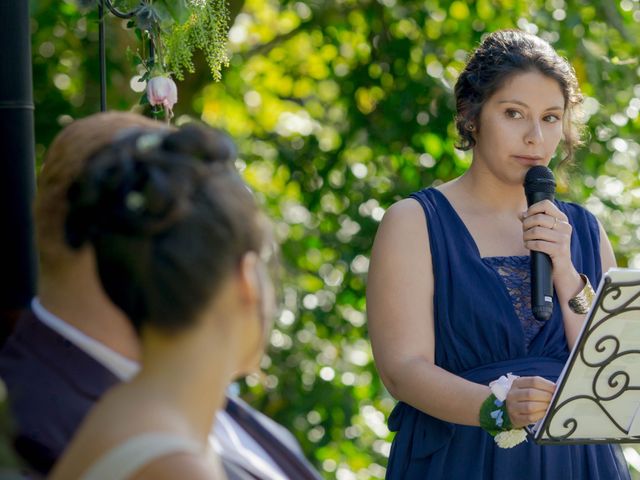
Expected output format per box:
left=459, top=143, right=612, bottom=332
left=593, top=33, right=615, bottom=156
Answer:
left=568, top=274, right=595, bottom=314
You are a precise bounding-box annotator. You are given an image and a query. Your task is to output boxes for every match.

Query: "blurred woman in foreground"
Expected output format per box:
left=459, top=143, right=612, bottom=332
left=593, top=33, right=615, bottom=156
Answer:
left=51, top=123, right=275, bottom=480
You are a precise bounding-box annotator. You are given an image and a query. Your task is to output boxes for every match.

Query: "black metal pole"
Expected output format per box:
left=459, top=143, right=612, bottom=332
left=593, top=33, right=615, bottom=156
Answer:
left=99, top=0, right=107, bottom=111
left=98, top=0, right=141, bottom=112
left=0, top=0, right=37, bottom=337
left=149, top=37, right=155, bottom=68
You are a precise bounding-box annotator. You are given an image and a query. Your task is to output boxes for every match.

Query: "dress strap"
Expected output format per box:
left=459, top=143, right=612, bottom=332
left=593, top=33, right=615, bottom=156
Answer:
left=81, top=432, right=203, bottom=480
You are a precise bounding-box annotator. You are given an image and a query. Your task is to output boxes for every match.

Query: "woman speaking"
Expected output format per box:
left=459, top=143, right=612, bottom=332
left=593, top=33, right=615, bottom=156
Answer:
left=367, top=30, right=629, bottom=479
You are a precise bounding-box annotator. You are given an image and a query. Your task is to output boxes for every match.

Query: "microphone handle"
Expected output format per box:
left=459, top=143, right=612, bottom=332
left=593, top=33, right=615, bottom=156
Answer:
left=531, top=251, right=553, bottom=321
left=526, top=191, right=554, bottom=321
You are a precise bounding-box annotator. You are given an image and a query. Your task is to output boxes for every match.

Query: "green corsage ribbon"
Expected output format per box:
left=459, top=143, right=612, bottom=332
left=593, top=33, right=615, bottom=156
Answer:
left=479, top=390, right=528, bottom=448
left=479, top=393, right=513, bottom=436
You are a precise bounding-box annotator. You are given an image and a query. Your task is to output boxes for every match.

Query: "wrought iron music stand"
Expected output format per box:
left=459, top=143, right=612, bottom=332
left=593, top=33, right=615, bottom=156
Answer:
left=532, top=268, right=640, bottom=444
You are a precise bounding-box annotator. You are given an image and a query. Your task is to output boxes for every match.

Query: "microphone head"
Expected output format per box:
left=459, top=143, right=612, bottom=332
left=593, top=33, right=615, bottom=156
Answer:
left=524, top=165, right=556, bottom=196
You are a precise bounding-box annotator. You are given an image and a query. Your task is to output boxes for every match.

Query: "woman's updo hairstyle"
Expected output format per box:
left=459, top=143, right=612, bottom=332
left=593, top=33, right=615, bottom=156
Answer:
left=65, top=123, right=270, bottom=333
left=454, top=29, right=584, bottom=164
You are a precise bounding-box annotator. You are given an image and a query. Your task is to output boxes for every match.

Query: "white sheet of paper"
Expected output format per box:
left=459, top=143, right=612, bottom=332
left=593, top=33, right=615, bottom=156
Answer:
left=627, top=403, right=640, bottom=436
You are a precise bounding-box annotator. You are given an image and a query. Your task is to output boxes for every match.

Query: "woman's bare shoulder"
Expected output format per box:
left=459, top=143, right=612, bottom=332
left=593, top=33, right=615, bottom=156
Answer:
left=134, top=451, right=224, bottom=480
left=382, top=197, right=425, bottom=226
left=51, top=392, right=183, bottom=480
left=371, top=197, right=432, bottom=260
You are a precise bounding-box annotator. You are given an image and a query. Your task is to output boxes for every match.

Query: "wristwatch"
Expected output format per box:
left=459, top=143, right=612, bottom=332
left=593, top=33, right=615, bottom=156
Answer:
left=568, top=274, right=595, bottom=314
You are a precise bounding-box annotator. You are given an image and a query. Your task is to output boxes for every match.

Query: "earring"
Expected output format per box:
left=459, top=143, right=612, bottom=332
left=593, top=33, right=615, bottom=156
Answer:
left=467, top=124, right=475, bottom=131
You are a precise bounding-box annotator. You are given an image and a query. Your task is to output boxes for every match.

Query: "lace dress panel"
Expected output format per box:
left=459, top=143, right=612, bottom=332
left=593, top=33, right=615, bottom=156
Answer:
left=483, top=255, right=546, bottom=351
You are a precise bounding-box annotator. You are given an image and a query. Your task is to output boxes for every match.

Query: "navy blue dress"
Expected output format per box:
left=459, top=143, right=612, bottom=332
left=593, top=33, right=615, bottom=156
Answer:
left=385, top=188, right=630, bottom=479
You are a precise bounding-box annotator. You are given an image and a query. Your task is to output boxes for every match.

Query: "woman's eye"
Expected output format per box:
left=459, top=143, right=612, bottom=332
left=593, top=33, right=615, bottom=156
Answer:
left=544, top=114, right=561, bottom=123
left=506, top=109, right=523, bottom=119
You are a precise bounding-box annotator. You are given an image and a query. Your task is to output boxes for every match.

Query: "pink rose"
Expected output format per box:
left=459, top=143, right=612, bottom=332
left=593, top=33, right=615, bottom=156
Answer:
left=147, top=76, right=178, bottom=117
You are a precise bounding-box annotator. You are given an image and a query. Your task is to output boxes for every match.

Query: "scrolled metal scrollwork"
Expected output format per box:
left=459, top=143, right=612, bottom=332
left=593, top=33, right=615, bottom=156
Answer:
left=599, top=278, right=640, bottom=315
left=544, top=395, right=627, bottom=441
left=580, top=332, right=619, bottom=368
left=593, top=367, right=630, bottom=401
left=103, top=0, right=143, bottom=18
left=540, top=276, right=640, bottom=443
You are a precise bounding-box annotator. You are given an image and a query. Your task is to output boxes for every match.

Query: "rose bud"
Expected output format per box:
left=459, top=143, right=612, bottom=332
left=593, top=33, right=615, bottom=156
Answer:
left=146, top=76, right=178, bottom=117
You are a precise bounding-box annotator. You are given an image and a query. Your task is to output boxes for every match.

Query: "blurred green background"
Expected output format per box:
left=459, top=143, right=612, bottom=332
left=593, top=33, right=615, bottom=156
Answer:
left=28, top=0, right=640, bottom=478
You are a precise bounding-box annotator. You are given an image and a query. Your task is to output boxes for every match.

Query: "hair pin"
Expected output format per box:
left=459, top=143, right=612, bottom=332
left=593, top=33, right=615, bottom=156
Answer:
left=135, top=132, right=164, bottom=153
left=125, top=191, right=146, bottom=212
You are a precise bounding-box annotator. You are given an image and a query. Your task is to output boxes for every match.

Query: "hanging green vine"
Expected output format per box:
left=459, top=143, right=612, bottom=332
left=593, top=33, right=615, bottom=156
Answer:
left=124, top=0, right=230, bottom=79
left=164, top=0, right=230, bottom=81
left=81, top=0, right=230, bottom=120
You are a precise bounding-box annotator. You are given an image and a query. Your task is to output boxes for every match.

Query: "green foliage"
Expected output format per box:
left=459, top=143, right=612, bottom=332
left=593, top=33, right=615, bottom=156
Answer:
left=30, top=0, right=640, bottom=478
left=107, top=0, right=230, bottom=81
left=164, top=0, right=231, bottom=81
left=154, top=0, right=191, bottom=26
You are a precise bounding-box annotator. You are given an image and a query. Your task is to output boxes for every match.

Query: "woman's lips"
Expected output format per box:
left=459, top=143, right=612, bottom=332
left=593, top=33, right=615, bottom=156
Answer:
left=513, top=155, right=543, bottom=165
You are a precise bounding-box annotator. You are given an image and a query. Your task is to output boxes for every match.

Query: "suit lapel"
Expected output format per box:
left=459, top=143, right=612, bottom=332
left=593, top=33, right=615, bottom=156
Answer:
left=224, top=397, right=321, bottom=480
left=221, top=454, right=264, bottom=480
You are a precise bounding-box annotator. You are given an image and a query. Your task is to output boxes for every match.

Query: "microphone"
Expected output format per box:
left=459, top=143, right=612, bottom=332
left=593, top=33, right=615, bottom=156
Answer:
left=524, top=166, right=556, bottom=321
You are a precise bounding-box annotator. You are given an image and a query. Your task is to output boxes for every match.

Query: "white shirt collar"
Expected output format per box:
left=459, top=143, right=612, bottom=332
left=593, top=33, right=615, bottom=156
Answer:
left=31, top=299, right=285, bottom=474
left=31, top=297, right=140, bottom=381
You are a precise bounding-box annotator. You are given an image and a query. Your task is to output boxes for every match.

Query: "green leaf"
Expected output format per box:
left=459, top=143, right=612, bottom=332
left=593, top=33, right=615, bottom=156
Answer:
left=155, top=0, right=190, bottom=25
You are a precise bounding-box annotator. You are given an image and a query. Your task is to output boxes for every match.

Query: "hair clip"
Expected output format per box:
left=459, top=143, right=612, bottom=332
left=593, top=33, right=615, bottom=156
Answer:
left=125, top=191, right=146, bottom=212
left=135, top=132, right=164, bottom=153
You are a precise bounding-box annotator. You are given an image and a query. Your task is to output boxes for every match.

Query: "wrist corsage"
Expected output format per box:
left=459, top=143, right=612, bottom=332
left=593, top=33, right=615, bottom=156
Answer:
left=479, top=373, right=527, bottom=448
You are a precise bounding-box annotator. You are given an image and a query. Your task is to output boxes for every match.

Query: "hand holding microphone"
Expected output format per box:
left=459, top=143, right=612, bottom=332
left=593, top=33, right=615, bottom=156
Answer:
left=522, top=166, right=574, bottom=321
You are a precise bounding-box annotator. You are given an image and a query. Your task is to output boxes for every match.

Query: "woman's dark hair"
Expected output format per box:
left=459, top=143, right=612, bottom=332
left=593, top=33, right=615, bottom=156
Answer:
left=454, top=29, right=584, bottom=164
left=65, top=123, right=270, bottom=333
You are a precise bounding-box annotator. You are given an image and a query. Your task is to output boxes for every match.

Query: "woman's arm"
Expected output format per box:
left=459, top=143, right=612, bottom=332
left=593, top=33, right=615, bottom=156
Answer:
left=522, top=202, right=617, bottom=349
left=597, top=219, right=617, bottom=274
left=368, top=199, right=552, bottom=427
left=557, top=219, right=616, bottom=350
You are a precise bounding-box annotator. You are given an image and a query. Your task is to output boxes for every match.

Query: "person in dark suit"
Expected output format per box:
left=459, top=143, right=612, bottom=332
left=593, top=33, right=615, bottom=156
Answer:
left=0, top=112, right=320, bottom=480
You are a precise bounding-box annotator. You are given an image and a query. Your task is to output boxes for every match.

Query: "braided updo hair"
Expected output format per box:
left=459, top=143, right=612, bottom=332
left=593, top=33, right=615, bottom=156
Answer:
left=65, top=123, right=270, bottom=333
left=454, top=30, right=584, bottom=164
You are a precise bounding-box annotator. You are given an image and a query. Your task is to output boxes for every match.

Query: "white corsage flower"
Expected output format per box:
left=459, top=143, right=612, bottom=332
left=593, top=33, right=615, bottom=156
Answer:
left=485, top=373, right=527, bottom=448
left=495, top=428, right=528, bottom=448
left=489, top=373, right=519, bottom=402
